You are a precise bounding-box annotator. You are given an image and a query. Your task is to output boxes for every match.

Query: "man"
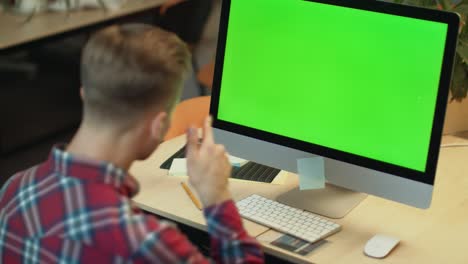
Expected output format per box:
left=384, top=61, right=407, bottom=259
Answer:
left=160, top=0, right=187, bottom=15
left=157, top=0, right=213, bottom=46
left=0, top=24, right=264, bottom=263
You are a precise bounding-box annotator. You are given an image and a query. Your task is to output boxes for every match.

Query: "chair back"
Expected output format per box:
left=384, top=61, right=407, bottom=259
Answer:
left=164, top=96, right=211, bottom=140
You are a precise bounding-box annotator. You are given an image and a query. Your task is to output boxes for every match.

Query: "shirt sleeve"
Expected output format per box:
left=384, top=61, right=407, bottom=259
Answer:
left=124, top=200, right=264, bottom=263
left=204, top=200, right=264, bottom=264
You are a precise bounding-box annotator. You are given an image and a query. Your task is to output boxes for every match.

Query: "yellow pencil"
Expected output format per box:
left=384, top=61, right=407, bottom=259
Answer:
left=181, top=182, right=203, bottom=210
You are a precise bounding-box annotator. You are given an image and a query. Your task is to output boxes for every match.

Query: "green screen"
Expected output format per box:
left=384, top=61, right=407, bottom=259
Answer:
left=217, top=0, right=448, bottom=172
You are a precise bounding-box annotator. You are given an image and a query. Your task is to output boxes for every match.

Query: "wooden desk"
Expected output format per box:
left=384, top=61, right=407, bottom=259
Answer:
left=130, top=135, right=468, bottom=264
left=0, top=0, right=165, bottom=51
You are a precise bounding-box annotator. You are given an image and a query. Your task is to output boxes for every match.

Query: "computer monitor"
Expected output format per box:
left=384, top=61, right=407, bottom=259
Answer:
left=210, top=0, right=459, bottom=218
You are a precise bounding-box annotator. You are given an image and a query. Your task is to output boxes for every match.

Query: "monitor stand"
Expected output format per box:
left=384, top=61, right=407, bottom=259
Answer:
left=277, top=184, right=367, bottom=219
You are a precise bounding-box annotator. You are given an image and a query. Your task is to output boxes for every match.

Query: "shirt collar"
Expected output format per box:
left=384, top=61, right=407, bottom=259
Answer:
left=45, top=145, right=140, bottom=197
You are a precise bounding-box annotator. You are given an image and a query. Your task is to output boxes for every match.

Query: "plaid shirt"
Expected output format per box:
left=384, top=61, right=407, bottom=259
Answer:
left=0, top=146, right=264, bottom=263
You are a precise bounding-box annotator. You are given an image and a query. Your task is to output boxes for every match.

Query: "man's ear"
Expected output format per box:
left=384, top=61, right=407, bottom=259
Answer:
left=80, top=88, right=85, bottom=100
left=150, top=112, right=169, bottom=142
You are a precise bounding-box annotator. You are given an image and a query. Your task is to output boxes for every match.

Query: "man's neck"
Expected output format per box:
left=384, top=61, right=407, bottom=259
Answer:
left=66, top=123, right=137, bottom=171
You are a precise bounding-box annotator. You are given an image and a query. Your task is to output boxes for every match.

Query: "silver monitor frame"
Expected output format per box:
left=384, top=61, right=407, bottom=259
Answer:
left=211, top=0, right=459, bottom=216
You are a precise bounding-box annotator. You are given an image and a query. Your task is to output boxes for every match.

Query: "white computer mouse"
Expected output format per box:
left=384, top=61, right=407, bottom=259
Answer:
left=364, top=234, right=400, bottom=258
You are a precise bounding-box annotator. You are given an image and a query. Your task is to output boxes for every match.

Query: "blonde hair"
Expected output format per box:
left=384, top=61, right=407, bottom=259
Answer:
left=81, top=24, right=191, bottom=125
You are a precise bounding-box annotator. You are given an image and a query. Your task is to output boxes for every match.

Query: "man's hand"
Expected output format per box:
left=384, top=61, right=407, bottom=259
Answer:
left=160, top=0, right=187, bottom=15
left=186, top=116, right=232, bottom=208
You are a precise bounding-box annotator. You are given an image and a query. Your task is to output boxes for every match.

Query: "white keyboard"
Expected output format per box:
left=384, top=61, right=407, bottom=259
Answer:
left=236, top=194, right=341, bottom=243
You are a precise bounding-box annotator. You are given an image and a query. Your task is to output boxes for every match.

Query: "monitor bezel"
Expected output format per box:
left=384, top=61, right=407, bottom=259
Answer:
left=210, top=0, right=460, bottom=185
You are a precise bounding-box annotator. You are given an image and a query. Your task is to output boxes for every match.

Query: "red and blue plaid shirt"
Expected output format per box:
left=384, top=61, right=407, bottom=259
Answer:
left=0, top=146, right=264, bottom=263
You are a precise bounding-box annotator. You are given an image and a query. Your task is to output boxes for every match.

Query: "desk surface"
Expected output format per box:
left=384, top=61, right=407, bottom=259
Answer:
left=130, top=135, right=468, bottom=264
left=0, top=0, right=165, bottom=50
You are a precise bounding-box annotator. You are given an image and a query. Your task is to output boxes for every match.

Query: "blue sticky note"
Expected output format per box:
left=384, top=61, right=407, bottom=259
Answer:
left=297, top=157, right=325, bottom=190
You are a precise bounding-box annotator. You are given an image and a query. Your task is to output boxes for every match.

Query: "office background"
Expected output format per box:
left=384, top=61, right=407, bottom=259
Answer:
left=1, top=1, right=468, bottom=263
left=0, top=0, right=222, bottom=186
